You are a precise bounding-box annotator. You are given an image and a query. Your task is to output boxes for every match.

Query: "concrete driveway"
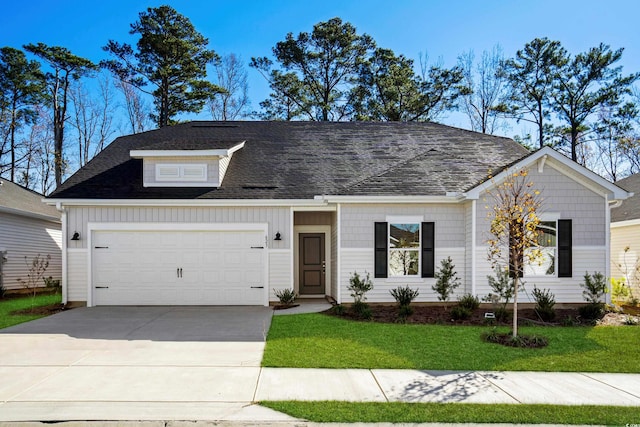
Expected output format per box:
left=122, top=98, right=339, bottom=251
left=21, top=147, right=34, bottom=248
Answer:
left=0, top=306, right=293, bottom=422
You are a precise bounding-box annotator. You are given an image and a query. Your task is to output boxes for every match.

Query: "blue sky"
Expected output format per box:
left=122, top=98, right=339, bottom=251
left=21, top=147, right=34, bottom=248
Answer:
left=1, top=0, right=639, bottom=133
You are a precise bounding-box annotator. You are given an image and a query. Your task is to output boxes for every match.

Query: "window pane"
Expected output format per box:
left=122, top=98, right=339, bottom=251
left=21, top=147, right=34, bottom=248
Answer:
left=389, top=250, right=419, bottom=276
left=389, top=224, right=420, bottom=248
left=536, top=221, right=556, bottom=247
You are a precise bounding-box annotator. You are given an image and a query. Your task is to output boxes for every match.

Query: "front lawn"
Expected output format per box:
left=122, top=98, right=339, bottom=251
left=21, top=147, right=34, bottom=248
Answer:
left=263, top=313, right=640, bottom=372
left=261, top=401, right=640, bottom=425
left=0, top=292, right=62, bottom=329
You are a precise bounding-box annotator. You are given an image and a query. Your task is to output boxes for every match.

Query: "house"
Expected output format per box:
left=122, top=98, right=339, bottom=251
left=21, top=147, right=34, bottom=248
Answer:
left=45, top=121, right=631, bottom=307
left=0, top=179, right=62, bottom=291
left=610, top=173, right=640, bottom=300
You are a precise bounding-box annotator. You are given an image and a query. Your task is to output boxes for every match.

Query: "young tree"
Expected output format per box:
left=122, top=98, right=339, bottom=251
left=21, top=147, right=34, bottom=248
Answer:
left=102, top=5, right=223, bottom=128
left=550, top=43, right=639, bottom=163
left=501, top=38, right=567, bottom=148
left=0, top=47, right=46, bottom=181
left=208, top=53, right=251, bottom=120
left=486, top=169, right=542, bottom=337
left=251, top=17, right=374, bottom=121
left=458, top=46, right=508, bottom=134
left=23, top=43, right=97, bottom=187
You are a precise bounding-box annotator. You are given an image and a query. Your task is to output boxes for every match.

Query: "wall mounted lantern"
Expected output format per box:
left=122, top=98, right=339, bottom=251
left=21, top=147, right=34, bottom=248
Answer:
left=274, top=232, right=282, bottom=241
left=70, top=231, right=80, bottom=241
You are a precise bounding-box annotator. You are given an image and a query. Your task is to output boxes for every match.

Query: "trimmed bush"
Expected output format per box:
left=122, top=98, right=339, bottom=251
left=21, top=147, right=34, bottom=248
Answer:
left=458, top=293, right=480, bottom=310
left=389, top=285, right=420, bottom=307
left=450, top=305, right=472, bottom=320
left=532, top=287, right=556, bottom=322
left=274, top=288, right=297, bottom=306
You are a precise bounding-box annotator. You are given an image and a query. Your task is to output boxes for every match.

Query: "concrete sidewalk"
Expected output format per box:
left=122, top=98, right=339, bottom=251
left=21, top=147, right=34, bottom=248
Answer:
left=0, top=367, right=638, bottom=421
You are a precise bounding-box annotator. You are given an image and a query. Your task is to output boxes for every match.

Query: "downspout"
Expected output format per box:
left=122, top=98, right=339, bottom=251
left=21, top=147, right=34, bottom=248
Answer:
left=606, top=197, right=622, bottom=305
left=336, top=203, right=342, bottom=304
left=56, top=202, right=68, bottom=305
left=471, top=200, right=477, bottom=296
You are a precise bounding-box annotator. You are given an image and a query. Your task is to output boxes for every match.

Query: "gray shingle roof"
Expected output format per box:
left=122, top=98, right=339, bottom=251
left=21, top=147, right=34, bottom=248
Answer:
left=49, top=121, right=530, bottom=200
left=0, top=179, right=60, bottom=220
left=612, top=173, right=640, bottom=222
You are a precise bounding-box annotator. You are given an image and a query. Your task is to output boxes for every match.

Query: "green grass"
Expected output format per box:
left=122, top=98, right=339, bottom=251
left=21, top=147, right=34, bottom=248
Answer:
left=0, top=292, right=62, bottom=329
left=261, top=401, right=640, bottom=425
left=263, top=313, right=640, bottom=372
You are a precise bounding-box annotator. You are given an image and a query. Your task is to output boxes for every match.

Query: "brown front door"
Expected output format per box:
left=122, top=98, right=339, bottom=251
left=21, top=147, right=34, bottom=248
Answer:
left=299, top=233, right=326, bottom=295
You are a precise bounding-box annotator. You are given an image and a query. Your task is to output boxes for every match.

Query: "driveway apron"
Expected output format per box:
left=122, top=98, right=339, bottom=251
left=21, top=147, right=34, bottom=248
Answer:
left=0, top=306, right=286, bottom=422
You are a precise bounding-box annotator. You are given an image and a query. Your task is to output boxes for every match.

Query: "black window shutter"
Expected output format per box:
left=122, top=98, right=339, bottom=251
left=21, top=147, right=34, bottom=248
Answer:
left=422, top=222, right=435, bottom=278
left=374, top=222, right=388, bottom=278
left=557, top=219, right=572, bottom=277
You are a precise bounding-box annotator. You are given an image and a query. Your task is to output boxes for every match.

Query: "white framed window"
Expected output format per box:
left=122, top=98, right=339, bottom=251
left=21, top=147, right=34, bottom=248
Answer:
left=388, top=222, right=420, bottom=277
left=525, top=220, right=557, bottom=277
left=156, top=163, right=207, bottom=182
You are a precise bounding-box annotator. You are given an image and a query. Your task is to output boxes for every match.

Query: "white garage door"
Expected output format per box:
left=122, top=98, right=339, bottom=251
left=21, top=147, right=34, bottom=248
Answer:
left=92, top=229, right=266, bottom=306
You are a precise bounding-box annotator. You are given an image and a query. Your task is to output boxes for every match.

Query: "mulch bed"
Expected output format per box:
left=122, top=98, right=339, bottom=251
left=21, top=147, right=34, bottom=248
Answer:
left=10, top=303, right=69, bottom=316
left=326, top=305, right=584, bottom=326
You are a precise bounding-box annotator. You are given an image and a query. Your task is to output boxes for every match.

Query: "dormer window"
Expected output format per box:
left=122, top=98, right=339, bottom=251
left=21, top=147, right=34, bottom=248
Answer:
left=130, top=141, right=244, bottom=188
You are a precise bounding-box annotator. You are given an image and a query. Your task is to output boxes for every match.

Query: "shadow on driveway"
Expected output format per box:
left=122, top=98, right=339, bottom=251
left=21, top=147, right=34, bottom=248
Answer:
left=0, top=306, right=274, bottom=342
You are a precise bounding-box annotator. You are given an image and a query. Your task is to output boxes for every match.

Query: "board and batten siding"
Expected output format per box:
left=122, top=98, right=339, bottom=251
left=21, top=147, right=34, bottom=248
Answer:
left=269, top=250, right=292, bottom=302
left=65, top=205, right=291, bottom=303
left=67, top=206, right=290, bottom=250
left=610, top=222, right=640, bottom=298
left=0, top=212, right=61, bottom=290
left=67, top=250, right=88, bottom=302
left=339, top=204, right=468, bottom=303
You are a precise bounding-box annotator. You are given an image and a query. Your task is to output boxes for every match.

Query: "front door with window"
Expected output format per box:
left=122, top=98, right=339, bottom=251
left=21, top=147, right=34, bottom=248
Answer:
left=299, top=233, right=326, bottom=295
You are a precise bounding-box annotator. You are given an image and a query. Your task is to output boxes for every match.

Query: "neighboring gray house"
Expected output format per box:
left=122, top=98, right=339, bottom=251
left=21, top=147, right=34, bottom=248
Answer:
left=0, top=179, right=62, bottom=291
left=45, top=121, right=630, bottom=307
left=610, top=173, right=640, bottom=299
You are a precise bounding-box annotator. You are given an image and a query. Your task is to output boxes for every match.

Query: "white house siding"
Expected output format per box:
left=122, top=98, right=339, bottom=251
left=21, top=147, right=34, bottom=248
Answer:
left=0, top=212, right=62, bottom=290
left=340, top=248, right=466, bottom=303
left=331, top=212, right=339, bottom=302
left=610, top=222, right=640, bottom=298
left=339, top=203, right=468, bottom=303
left=474, top=163, right=608, bottom=303
left=340, top=204, right=466, bottom=248
left=67, top=250, right=88, bottom=302
left=65, top=205, right=291, bottom=303
left=142, top=157, right=220, bottom=186
left=269, top=250, right=293, bottom=302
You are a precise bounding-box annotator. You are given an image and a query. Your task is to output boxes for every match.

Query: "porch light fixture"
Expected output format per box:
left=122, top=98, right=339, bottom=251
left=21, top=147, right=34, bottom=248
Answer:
left=70, top=231, right=80, bottom=241
left=274, top=232, right=282, bottom=241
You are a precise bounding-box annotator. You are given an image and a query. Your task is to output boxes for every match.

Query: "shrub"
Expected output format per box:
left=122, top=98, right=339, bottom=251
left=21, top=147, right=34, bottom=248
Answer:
left=482, top=329, right=549, bottom=348
left=532, top=286, right=556, bottom=322
left=398, top=304, right=414, bottom=318
left=347, top=271, right=373, bottom=304
left=432, top=257, right=460, bottom=302
left=17, top=254, right=50, bottom=299
left=581, top=272, right=607, bottom=304
left=389, top=285, right=420, bottom=307
left=331, top=304, right=345, bottom=316
left=450, top=305, right=472, bottom=320
left=611, top=277, right=630, bottom=304
left=353, top=301, right=372, bottom=320
left=273, top=288, right=297, bottom=306
left=579, top=303, right=604, bottom=320
left=458, top=293, right=480, bottom=310
left=494, top=307, right=510, bottom=322
left=43, top=276, right=61, bottom=288
left=483, top=267, right=518, bottom=310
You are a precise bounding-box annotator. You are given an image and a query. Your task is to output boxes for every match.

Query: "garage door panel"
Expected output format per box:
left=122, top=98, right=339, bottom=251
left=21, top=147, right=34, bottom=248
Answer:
left=92, top=229, right=266, bottom=306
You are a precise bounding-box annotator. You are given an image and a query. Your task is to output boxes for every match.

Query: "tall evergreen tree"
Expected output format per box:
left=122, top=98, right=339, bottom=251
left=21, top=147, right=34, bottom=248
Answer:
left=24, top=43, right=96, bottom=187
left=550, top=43, right=638, bottom=162
left=102, top=5, right=223, bottom=128
left=501, top=38, right=567, bottom=148
left=0, top=47, right=46, bottom=181
left=251, top=17, right=374, bottom=121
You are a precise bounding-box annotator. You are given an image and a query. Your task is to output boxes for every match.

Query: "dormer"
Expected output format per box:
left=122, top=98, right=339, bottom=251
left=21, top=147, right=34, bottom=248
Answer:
left=130, top=141, right=245, bottom=187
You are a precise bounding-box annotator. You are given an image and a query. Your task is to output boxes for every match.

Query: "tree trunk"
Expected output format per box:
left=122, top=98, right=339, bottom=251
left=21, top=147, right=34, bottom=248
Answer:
left=512, top=275, right=519, bottom=337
